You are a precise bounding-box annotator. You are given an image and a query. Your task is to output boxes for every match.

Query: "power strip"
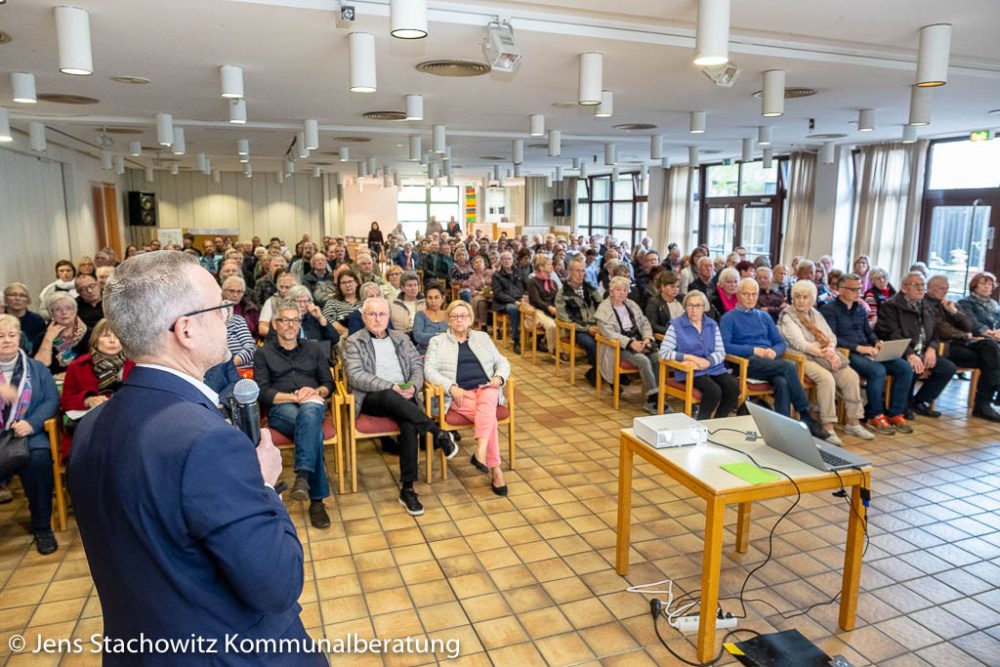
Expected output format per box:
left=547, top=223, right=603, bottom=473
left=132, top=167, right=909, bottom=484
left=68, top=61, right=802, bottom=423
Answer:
left=674, top=615, right=738, bottom=634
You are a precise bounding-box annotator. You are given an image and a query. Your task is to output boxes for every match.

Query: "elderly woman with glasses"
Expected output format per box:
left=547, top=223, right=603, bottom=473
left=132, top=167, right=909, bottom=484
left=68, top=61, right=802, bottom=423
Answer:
left=285, top=285, right=339, bottom=347
left=658, top=290, right=739, bottom=420
left=34, top=292, right=90, bottom=377
left=221, top=275, right=260, bottom=340
left=424, top=300, right=511, bottom=496
left=596, top=276, right=660, bottom=414
left=4, top=283, right=46, bottom=353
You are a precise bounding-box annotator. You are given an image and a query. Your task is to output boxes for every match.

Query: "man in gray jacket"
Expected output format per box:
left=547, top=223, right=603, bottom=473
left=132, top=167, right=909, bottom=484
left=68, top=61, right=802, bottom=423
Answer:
left=555, top=256, right=600, bottom=385
left=344, top=297, right=458, bottom=516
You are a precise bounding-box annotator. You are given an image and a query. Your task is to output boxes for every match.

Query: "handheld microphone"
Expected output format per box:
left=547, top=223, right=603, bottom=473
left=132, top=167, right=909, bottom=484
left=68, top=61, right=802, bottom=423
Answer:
left=231, top=378, right=261, bottom=446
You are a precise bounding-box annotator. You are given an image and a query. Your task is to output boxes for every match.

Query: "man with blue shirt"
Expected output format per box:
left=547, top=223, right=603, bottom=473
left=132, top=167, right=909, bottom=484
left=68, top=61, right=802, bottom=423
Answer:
left=720, top=278, right=831, bottom=440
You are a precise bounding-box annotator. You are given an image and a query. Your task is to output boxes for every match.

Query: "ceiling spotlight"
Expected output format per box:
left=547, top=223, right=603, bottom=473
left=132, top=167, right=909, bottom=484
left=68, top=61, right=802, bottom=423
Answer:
left=129, top=140, right=142, bottom=156
left=483, top=20, right=521, bottom=73
left=390, top=0, right=427, bottom=39
left=757, top=126, right=772, bottom=146
left=219, top=65, right=244, bottom=99
left=690, top=111, right=707, bottom=134
left=909, top=86, right=932, bottom=126
left=529, top=113, right=545, bottom=137
left=212, top=170, right=221, bottom=184
left=171, top=127, right=186, bottom=155
left=578, top=53, right=603, bottom=105
left=858, top=108, right=875, bottom=132
left=512, top=139, right=524, bottom=164
left=196, top=153, right=208, bottom=174
left=304, top=119, right=319, bottom=150
left=243, top=164, right=252, bottom=177
left=761, top=69, right=785, bottom=117
left=0, top=108, right=11, bottom=143
left=101, top=149, right=112, bottom=170
left=579, top=162, right=588, bottom=178
left=548, top=129, right=561, bottom=157
left=409, top=135, right=421, bottom=161
left=55, top=6, right=93, bottom=75
left=170, top=164, right=179, bottom=176
left=660, top=157, right=670, bottom=169
left=604, top=143, right=616, bottom=166
left=339, top=146, right=349, bottom=161
left=916, top=24, right=951, bottom=87
left=145, top=167, right=155, bottom=183
left=650, top=135, right=663, bottom=160
left=11, top=73, right=37, bottom=104
left=902, top=124, right=917, bottom=144
left=694, top=0, right=730, bottom=66
left=762, top=147, right=773, bottom=169
left=113, top=156, right=124, bottom=176
left=297, top=132, right=310, bottom=159
left=595, top=91, right=613, bottom=118
left=237, top=138, right=249, bottom=157
left=349, top=32, right=377, bottom=92
left=819, top=142, right=835, bottom=164
left=156, top=113, right=174, bottom=147
left=229, top=98, right=247, bottom=124
left=688, top=146, right=700, bottom=167
left=742, top=137, right=754, bottom=162
left=405, top=94, right=424, bottom=120
left=433, top=124, right=446, bottom=153
left=29, top=122, right=47, bottom=151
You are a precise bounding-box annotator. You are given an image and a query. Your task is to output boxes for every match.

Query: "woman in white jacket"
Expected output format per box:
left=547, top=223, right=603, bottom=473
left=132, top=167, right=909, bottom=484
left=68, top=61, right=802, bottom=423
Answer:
left=424, top=300, right=511, bottom=495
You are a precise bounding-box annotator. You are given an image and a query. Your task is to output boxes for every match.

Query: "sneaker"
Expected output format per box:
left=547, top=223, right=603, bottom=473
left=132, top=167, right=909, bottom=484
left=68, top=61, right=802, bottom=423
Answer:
left=398, top=487, right=425, bottom=516
left=290, top=475, right=310, bottom=502
left=806, top=421, right=831, bottom=440
left=34, top=530, right=58, bottom=556
left=0, top=484, right=12, bottom=504
left=309, top=501, right=331, bottom=529
left=843, top=423, right=875, bottom=440
left=435, top=431, right=458, bottom=459
left=887, top=414, right=913, bottom=434
left=643, top=397, right=659, bottom=416
left=824, top=430, right=843, bottom=446
left=910, top=401, right=941, bottom=418
left=866, top=415, right=895, bottom=435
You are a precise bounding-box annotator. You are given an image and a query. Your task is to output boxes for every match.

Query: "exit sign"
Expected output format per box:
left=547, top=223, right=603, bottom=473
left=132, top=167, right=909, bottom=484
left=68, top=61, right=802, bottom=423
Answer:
left=970, top=130, right=994, bottom=142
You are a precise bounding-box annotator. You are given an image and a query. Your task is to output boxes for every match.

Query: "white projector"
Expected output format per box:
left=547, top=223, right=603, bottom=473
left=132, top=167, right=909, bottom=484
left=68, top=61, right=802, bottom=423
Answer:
left=633, top=413, right=708, bottom=449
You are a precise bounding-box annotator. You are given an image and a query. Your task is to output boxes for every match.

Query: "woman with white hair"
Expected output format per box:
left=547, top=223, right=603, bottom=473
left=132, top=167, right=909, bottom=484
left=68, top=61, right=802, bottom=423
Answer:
left=709, top=267, right=740, bottom=320
left=596, top=276, right=660, bottom=414
left=34, top=292, right=90, bottom=376
left=778, top=280, right=872, bottom=443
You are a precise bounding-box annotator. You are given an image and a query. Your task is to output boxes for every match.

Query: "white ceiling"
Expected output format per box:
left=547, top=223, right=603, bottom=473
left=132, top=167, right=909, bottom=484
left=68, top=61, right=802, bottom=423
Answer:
left=2, top=0, right=999, bottom=180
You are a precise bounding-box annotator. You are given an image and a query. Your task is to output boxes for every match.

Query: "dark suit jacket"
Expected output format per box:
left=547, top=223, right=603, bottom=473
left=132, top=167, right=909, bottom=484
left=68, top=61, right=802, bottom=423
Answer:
left=874, top=292, right=939, bottom=358
left=69, top=366, right=325, bottom=666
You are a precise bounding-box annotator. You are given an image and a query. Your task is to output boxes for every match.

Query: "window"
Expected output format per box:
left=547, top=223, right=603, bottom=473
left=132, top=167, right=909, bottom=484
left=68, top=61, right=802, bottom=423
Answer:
left=928, top=139, right=1000, bottom=190
left=396, top=185, right=461, bottom=239
left=699, top=160, right=785, bottom=262
left=577, top=173, right=648, bottom=246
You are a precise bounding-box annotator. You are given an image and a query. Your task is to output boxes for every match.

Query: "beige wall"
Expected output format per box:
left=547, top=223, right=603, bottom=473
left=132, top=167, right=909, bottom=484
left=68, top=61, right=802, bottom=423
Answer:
left=342, top=181, right=398, bottom=238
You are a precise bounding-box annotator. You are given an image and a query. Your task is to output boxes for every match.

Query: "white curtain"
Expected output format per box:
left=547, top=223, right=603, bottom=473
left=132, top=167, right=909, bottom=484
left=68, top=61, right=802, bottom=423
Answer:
left=781, top=152, right=816, bottom=262
left=852, top=140, right=929, bottom=281
left=647, top=166, right=696, bottom=253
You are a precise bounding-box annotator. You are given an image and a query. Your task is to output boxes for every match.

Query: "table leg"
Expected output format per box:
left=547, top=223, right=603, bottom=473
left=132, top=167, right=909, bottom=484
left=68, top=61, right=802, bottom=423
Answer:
left=839, top=483, right=865, bottom=630
left=697, top=498, right=726, bottom=663
left=615, top=437, right=635, bottom=575
left=736, top=502, right=752, bottom=554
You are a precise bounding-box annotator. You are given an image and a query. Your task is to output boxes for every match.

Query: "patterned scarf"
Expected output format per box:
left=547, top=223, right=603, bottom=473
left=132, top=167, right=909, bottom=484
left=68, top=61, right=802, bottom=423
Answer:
left=795, top=309, right=831, bottom=349
left=968, top=292, right=1000, bottom=318
left=0, top=350, right=33, bottom=432
left=92, top=350, right=127, bottom=392
left=53, top=317, right=88, bottom=368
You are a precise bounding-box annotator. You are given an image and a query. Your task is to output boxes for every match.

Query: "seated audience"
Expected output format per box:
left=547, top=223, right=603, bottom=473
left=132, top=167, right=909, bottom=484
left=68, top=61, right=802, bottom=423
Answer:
left=343, top=297, right=459, bottom=516
left=659, top=290, right=739, bottom=420
left=389, top=271, right=425, bottom=335
left=778, top=281, right=871, bottom=442
left=252, top=254, right=287, bottom=306
left=721, top=278, right=830, bottom=439
left=596, top=277, right=660, bottom=415
left=688, top=256, right=716, bottom=296
left=875, top=272, right=956, bottom=418
left=491, top=253, right=527, bottom=354
left=644, top=270, right=683, bottom=336
left=709, top=267, right=740, bottom=320
left=95, top=266, right=114, bottom=294
left=354, top=252, right=382, bottom=286
left=555, top=255, right=601, bottom=385
left=633, top=250, right=660, bottom=308
left=394, top=243, right=418, bottom=271
left=221, top=276, right=260, bottom=340
left=413, top=285, right=449, bottom=354
left=466, top=256, right=494, bottom=328
left=796, top=259, right=831, bottom=304
left=772, top=263, right=791, bottom=300
left=928, top=275, right=1000, bottom=421
left=678, top=247, right=708, bottom=293
left=864, top=268, right=895, bottom=325
left=822, top=273, right=913, bottom=434
left=223, top=302, right=257, bottom=370
left=424, top=241, right=454, bottom=287
left=380, top=265, right=403, bottom=302
left=347, top=283, right=385, bottom=336
left=34, top=293, right=90, bottom=377
left=320, top=270, right=363, bottom=335
left=0, top=314, right=60, bottom=554
left=38, top=260, right=78, bottom=319
left=258, top=270, right=298, bottom=338
left=303, top=252, right=336, bottom=307
left=450, top=248, right=474, bottom=294
left=424, top=300, right=511, bottom=495
left=74, top=274, right=104, bottom=330
left=285, top=286, right=338, bottom=349
left=527, top=254, right=560, bottom=358
left=854, top=255, right=872, bottom=293
left=755, top=267, right=786, bottom=321
left=76, top=256, right=96, bottom=277
left=958, top=271, right=1000, bottom=342
left=254, top=301, right=335, bottom=529
left=4, top=283, right=45, bottom=353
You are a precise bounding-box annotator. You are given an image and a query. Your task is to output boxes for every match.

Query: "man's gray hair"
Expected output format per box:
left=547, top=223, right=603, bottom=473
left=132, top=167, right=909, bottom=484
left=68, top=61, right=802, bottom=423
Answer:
left=567, top=255, right=586, bottom=270
left=927, top=274, right=950, bottom=289
left=274, top=299, right=301, bottom=318
left=362, top=296, right=389, bottom=313
left=737, top=277, right=759, bottom=292
left=103, top=251, right=202, bottom=358
left=400, top=271, right=420, bottom=286
left=285, top=285, right=312, bottom=302
left=221, top=275, right=246, bottom=290
left=838, top=272, right=862, bottom=287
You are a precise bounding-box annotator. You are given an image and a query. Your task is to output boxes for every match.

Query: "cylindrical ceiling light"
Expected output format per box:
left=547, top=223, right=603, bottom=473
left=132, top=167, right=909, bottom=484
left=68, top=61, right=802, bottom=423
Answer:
left=171, top=127, right=186, bottom=156
left=742, top=137, right=754, bottom=162
left=579, top=162, right=588, bottom=178
left=196, top=152, right=208, bottom=173
left=513, top=164, right=522, bottom=178
left=384, top=173, right=393, bottom=187
left=349, top=32, right=377, bottom=93
left=285, top=159, right=295, bottom=175
left=529, top=113, right=545, bottom=137
left=114, top=156, right=125, bottom=176
left=405, top=94, right=424, bottom=120
left=357, top=161, right=366, bottom=178
left=409, top=135, right=421, bottom=161
left=757, top=125, right=772, bottom=146
left=0, top=108, right=12, bottom=143
left=688, top=146, right=699, bottom=167
left=420, top=150, right=430, bottom=166
left=443, top=145, right=452, bottom=161
left=313, top=167, right=322, bottom=178
left=339, top=146, right=349, bottom=161
left=219, top=65, right=244, bottom=99
left=909, top=86, right=932, bottom=126
left=101, top=149, right=112, bottom=170
left=858, top=108, right=875, bottom=132
left=902, top=124, right=917, bottom=144
left=650, top=135, right=663, bottom=160
left=611, top=167, right=620, bottom=181
left=762, top=147, right=773, bottom=169
left=555, top=166, right=564, bottom=182
left=11, top=73, right=37, bottom=104
left=572, top=158, right=580, bottom=169
left=694, top=0, right=731, bottom=66
left=916, top=24, right=951, bottom=87
left=660, top=157, right=671, bottom=168
left=237, top=138, right=249, bottom=156
left=129, top=140, right=142, bottom=156
left=229, top=98, right=247, bottom=124
left=54, top=6, right=93, bottom=75
left=170, top=164, right=180, bottom=176
left=545, top=174, right=553, bottom=188
left=432, top=124, right=446, bottom=153
left=820, top=142, right=835, bottom=164
left=548, top=129, right=561, bottom=157
left=390, top=0, right=427, bottom=39
left=145, top=167, right=155, bottom=183
left=276, top=171, right=285, bottom=185
left=761, top=69, right=785, bottom=117
left=29, top=122, right=46, bottom=151
left=205, top=157, right=212, bottom=174
left=243, top=164, right=252, bottom=177
left=212, top=169, right=221, bottom=184
left=689, top=111, right=707, bottom=134
left=156, top=113, right=174, bottom=146
left=578, top=53, right=603, bottom=106
left=604, top=143, right=616, bottom=165
left=366, top=156, right=376, bottom=174
left=393, top=172, right=401, bottom=187
left=493, top=165, right=501, bottom=181
left=513, top=139, right=524, bottom=164
left=304, top=119, right=319, bottom=150
left=297, top=132, right=310, bottom=159
left=595, top=91, right=613, bottom=118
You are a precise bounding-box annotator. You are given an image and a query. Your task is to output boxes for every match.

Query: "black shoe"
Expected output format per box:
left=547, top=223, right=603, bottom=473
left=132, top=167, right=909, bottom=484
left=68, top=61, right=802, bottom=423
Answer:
left=910, top=402, right=941, bottom=418
left=398, top=487, right=425, bottom=516
left=435, top=431, right=458, bottom=459
left=512, top=341, right=521, bottom=354
left=492, top=481, right=509, bottom=497
left=807, top=421, right=831, bottom=440
left=584, top=367, right=597, bottom=387
left=903, top=407, right=916, bottom=421
left=972, top=405, right=1000, bottom=423
left=452, top=431, right=462, bottom=442
left=470, top=454, right=489, bottom=473
left=290, top=475, right=310, bottom=502
left=34, top=530, right=58, bottom=556
left=309, top=501, right=331, bottom=529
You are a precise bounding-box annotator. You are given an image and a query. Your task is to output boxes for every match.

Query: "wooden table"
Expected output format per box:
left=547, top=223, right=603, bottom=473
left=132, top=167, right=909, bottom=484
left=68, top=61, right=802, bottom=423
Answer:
left=615, top=416, right=870, bottom=662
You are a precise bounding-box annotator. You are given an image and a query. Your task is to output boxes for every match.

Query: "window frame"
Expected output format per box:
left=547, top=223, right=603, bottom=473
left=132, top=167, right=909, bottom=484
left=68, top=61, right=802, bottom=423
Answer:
left=576, top=172, right=649, bottom=246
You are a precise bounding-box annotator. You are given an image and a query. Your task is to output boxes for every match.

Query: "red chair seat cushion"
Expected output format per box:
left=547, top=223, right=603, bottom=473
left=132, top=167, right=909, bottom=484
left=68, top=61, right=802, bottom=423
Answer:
left=268, top=417, right=336, bottom=446
left=620, top=359, right=638, bottom=371
left=356, top=414, right=400, bottom=435
left=663, top=378, right=702, bottom=399
left=444, top=405, right=510, bottom=426
left=746, top=382, right=774, bottom=394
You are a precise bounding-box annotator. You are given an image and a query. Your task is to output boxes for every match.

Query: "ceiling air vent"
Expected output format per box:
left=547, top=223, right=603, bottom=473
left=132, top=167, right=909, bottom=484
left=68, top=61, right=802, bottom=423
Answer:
left=363, top=111, right=408, bottom=121
left=752, top=87, right=817, bottom=99
left=613, top=123, right=658, bottom=131
left=37, top=93, right=99, bottom=105
left=806, top=133, right=847, bottom=140
left=416, top=60, right=491, bottom=77
left=330, top=136, right=372, bottom=143
left=101, top=127, right=144, bottom=135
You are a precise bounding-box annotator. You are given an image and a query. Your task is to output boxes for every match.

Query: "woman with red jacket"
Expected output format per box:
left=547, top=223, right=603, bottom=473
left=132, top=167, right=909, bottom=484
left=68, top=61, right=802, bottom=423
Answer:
left=60, top=319, right=134, bottom=459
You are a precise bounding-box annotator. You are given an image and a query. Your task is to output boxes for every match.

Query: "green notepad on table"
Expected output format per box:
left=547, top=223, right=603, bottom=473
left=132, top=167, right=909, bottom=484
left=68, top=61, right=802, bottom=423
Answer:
left=720, top=462, right=781, bottom=484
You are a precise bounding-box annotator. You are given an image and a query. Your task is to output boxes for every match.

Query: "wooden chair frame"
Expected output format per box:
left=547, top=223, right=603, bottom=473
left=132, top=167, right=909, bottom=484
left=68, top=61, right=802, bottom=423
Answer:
left=657, top=358, right=698, bottom=416
left=595, top=333, right=641, bottom=410
left=46, top=418, right=68, bottom=532
left=491, top=310, right=510, bottom=345
left=265, top=394, right=345, bottom=493
left=554, top=320, right=589, bottom=385
left=725, top=353, right=777, bottom=409
left=518, top=303, right=545, bottom=362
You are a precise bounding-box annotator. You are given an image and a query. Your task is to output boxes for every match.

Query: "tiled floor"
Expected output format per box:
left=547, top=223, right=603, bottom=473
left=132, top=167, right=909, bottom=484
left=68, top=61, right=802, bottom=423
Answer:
left=2, top=351, right=999, bottom=666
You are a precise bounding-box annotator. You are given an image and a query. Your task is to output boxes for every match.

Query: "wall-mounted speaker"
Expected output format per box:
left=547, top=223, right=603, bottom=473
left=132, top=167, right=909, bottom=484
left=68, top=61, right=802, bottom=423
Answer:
left=127, top=191, right=157, bottom=226
left=553, top=198, right=571, bottom=217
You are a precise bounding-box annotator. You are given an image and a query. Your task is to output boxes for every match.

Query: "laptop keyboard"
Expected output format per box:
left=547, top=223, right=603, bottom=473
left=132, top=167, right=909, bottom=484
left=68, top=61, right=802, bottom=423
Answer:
left=820, top=449, right=852, bottom=468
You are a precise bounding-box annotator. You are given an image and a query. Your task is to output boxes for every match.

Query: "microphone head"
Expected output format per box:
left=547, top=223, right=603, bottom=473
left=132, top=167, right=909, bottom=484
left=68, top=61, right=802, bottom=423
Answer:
left=233, top=378, right=260, bottom=405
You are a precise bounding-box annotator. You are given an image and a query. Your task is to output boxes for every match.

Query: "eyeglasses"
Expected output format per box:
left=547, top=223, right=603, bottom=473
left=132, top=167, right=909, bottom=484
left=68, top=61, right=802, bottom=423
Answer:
left=5, top=293, right=28, bottom=299
left=78, top=283, right=99, bottom=291
left=738, top=291, right=759, bottom=297
left=448, top=312, right=471, bottom=320
left=168, top=303, right=233, bottom=332
left=364, top=312, right=389, bottom=318
left=273, top=317, right=301, bottom=326
left=840, top=285, right=861, bottom=292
